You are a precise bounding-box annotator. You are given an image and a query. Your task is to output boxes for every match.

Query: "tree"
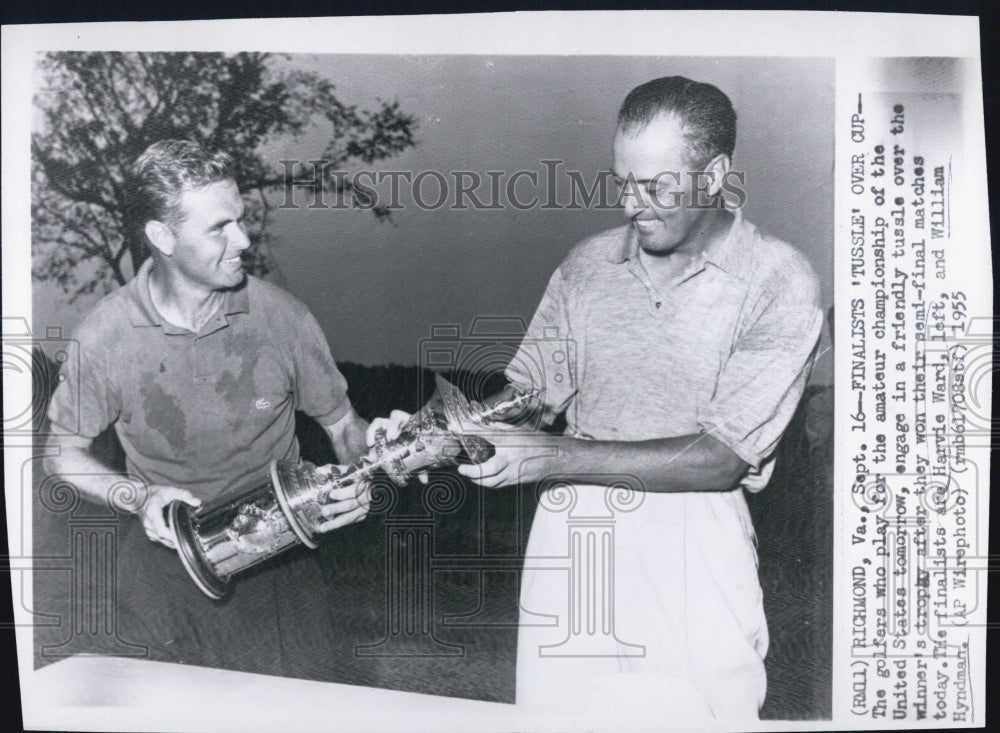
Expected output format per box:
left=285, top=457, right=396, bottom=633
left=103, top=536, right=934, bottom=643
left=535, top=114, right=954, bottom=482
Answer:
left=32, top=52, right=417, bottom=298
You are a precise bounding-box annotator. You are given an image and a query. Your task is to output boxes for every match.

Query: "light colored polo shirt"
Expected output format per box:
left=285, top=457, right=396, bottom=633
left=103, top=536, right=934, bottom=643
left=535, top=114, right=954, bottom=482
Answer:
left=510, top=211, right=823, bottom=718
left=507, top=210, right=823, bottom=491
left=48, top=259, right=352, bottom=503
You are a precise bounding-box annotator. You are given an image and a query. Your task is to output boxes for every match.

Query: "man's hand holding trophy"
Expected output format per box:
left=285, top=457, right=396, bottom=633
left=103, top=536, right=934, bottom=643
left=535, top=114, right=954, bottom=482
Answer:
left=169, top=375, right=540, bottom=599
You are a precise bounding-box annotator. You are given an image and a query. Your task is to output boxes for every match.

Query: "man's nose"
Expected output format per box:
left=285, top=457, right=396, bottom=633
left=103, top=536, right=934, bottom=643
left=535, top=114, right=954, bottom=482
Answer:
left=228, top=223, right=251, bottom=250
left=621, top=188, right=649, bottom=218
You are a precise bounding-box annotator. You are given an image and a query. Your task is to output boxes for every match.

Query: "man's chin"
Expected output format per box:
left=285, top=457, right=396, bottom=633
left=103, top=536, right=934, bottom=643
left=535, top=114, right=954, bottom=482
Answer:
left=221, top=271, right=247, bottom=290
left=637, top=237, right=680, bottom=257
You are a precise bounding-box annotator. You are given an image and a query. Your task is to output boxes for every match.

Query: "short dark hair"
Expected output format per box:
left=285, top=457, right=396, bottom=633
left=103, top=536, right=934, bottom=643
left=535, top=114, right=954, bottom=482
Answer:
left=617, top=76, right=737, bottom=168
left=126, top=139, right=234, bottom=245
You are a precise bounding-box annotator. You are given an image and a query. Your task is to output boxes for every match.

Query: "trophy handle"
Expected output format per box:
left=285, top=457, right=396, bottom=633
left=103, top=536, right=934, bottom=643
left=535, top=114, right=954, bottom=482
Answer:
left=169, top=501, right=231, bottom=600
left=270, top=459, right=320, bottom=549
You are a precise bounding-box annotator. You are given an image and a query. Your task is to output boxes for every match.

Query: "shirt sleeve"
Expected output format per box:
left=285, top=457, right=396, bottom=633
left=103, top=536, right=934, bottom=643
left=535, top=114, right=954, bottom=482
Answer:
left=504, top=266, right=578, bottom=424
left=46, top=334, right=120, bottom=440
left=293, top=310, right=352, bottom=426
left=697, top=280, right=823, bottom=476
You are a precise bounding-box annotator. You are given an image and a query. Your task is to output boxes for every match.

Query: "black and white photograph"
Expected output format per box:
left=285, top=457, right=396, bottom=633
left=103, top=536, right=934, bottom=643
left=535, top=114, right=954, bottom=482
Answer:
left=2, top=11, right=989, bottom=732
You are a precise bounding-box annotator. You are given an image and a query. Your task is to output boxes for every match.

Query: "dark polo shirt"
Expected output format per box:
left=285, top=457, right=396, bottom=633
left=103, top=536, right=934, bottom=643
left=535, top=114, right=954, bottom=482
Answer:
left=48, top=258, right=352, bottom=504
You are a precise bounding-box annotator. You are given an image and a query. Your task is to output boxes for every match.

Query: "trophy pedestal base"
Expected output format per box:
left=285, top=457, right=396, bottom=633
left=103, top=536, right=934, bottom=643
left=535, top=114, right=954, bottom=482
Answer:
left=170, top=502, right=231, bottom=600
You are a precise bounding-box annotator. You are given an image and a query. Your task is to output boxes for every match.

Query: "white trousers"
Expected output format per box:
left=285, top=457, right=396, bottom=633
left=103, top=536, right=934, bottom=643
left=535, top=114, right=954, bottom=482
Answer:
left=516, top=485, right=768, bottom=727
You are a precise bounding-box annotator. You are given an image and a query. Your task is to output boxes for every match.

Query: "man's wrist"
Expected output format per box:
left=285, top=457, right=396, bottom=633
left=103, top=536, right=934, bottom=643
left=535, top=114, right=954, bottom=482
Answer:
left=533, top=435, right=576, bottom=479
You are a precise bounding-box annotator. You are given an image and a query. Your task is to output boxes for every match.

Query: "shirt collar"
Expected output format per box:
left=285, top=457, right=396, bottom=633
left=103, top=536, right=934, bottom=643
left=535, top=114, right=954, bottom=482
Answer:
left=701, top=208, right=750, bottom=279
left=606, top=209, right=751, bottom=280
left=606, top=226, right=638, bottom=264
left=126, top=258, right=250, bottom=329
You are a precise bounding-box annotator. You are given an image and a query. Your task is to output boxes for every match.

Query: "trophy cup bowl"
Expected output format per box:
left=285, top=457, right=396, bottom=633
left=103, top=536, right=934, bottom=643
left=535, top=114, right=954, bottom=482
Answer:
left=169, top=374, right=539, bottom=599
left=169, top=480, right=301, bottom=600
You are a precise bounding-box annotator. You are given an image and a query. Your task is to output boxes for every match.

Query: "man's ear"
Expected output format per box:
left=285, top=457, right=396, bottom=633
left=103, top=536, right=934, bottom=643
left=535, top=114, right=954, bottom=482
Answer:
left=144, top=220, right=175, bottom=257
left=703, top=154, right=732, bottom=197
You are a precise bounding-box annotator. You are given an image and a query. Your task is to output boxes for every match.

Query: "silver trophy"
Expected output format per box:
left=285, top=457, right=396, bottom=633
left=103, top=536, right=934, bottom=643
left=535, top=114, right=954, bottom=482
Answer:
left=169, top=375, right=538, bottom=599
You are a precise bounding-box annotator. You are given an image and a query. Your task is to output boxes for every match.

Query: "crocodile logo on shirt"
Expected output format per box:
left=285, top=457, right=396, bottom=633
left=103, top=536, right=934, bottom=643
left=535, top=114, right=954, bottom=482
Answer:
left=255, top=397, right=271, bottom=410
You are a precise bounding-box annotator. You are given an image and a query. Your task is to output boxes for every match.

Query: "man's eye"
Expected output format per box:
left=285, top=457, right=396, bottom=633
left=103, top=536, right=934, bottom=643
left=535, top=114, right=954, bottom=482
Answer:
left=613, top=178, right=638, bottom=194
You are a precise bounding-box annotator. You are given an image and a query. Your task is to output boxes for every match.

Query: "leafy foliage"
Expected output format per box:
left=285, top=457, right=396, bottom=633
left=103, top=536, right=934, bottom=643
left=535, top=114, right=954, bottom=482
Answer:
left=32, top=52, right=417, bottom=298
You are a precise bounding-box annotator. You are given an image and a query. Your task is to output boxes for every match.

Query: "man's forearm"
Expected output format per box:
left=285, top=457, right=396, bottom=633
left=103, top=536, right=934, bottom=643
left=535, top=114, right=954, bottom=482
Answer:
left=461, top=386, right=751, bottom=491
left=337, top=419, right=369, bottom=463
left=42, top=445, right=144, bottom=512
left=544, top=432, right=749, bottom=493
left=326, top=409, right=370, bottom=464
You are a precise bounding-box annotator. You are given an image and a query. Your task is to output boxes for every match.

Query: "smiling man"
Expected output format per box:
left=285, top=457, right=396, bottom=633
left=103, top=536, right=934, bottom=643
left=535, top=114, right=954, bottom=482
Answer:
left=44, top=140, right=370, bottom=675
left=458, top=76, right=823, bottom=721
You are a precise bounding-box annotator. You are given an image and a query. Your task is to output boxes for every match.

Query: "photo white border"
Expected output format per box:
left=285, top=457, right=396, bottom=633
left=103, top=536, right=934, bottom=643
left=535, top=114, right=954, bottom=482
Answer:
left=2, top=11, right=985, bottom=732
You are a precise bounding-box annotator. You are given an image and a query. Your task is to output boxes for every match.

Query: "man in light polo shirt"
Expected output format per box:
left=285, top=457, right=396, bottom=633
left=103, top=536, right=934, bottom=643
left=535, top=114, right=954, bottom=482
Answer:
left=491, top=76, right=822, bottom=722
left=44, top=139, right=370, bottom=676
left=376, top=76, right=822, bottom=721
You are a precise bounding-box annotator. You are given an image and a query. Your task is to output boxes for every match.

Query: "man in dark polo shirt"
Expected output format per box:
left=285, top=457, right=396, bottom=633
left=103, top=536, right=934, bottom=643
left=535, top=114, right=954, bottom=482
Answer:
left=44, top=139, right=370, bottom=676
